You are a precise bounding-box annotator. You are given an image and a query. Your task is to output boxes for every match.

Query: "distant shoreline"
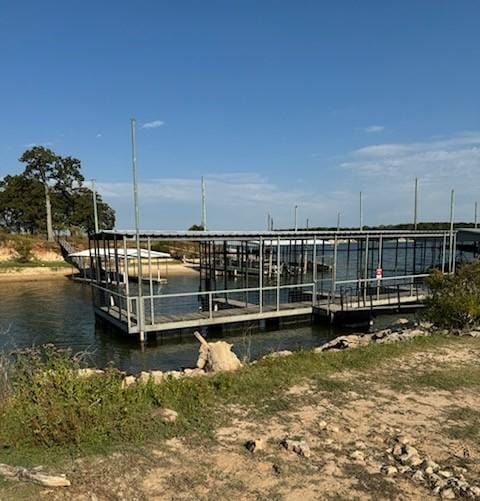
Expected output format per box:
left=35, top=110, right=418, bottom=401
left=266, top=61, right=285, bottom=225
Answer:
left=0, top=266, right=72, bottom=282
left=0, top=262, right=199, bottom=283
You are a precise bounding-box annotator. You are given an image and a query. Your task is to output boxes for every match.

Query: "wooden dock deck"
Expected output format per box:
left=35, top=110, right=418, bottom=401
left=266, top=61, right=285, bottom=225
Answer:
left=98, top=301, right=313, bottom=333
left=95, top=291, right=426, bottom=334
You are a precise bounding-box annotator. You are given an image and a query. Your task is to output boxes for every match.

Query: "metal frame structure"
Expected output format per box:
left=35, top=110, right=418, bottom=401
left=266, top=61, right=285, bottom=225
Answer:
left=89, top=229, right=457, bottom=341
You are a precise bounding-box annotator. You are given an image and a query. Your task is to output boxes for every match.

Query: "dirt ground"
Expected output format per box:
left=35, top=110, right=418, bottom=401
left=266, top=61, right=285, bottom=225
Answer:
left=6, top=338, right=480, bottom=500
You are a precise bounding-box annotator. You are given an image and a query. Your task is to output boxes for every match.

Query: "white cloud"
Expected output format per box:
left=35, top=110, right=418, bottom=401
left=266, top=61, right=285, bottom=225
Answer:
left=141, top=120, right=165, bottom=129
left=362, top=125, right=385, bottom=133
left=95, top=130, right=480, bottom=230
left=96, top=133, right=102, bottom=138
left=24, top=141, right=54, bottom=148
left=339, top=130, right=480, bottom=223
left=99, top=173, right=305, bottom=207
left=97, top=172, right=331, bottom=230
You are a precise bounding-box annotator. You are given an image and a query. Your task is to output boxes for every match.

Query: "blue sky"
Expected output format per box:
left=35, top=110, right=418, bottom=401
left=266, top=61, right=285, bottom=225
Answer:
left=1, top=1, right=479, bottom=229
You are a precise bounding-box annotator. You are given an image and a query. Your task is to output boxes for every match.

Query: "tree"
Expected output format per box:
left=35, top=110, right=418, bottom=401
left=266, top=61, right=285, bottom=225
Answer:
left=188, top=224, right=204, bottom=231
left=19, top=147, right=85, bottom=240
left=19, top=147, right=57, bottom=240
left=68, top=187, right=115, bottom=234
left=0, top=147, right=115, bottom=236
left=0, top=174, right=46, bottom=233
left=425, top=262, right=480, bottom=328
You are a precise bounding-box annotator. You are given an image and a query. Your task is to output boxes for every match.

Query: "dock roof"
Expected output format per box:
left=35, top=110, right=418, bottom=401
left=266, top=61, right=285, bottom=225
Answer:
left=92, top=229, right=452, bottom=241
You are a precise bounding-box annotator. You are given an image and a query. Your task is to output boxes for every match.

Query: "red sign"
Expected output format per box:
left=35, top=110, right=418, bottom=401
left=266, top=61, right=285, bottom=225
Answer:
left=375, top=267, right=383, bottom=279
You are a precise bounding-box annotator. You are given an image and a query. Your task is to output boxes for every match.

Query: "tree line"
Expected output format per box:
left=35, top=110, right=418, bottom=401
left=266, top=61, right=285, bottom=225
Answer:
left=0, top=146, right=115, bottom=239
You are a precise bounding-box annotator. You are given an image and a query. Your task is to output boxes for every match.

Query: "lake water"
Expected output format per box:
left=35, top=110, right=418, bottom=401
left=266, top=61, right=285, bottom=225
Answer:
left=0, top=278, right=347, bottom=373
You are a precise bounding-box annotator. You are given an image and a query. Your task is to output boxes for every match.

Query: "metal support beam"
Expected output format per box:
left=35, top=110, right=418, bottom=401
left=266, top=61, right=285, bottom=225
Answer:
left=131, top=118, right=145, bottom=342
left=359, top=192, right=363, bottom=231
left=449, top=189, right=455, bottom=274
left=312, top=236, right=317, bottom=306
left=414, top=177, right=418, bottom=230
left=259, top=237, right=263, bottom=313
left=276, top=236, right=280, bottom=311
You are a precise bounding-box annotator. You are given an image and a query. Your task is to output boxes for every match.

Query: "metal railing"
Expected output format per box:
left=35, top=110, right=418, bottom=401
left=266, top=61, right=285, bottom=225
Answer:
left=142, top=283, right=315, bottom=326
left=92, top=282, right=315, bottom=332
left=331, top=274, right=429, bottom=311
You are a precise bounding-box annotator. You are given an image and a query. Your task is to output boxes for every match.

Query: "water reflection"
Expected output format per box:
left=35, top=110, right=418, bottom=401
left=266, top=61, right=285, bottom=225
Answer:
left=0, top=278, right=343, bottom=373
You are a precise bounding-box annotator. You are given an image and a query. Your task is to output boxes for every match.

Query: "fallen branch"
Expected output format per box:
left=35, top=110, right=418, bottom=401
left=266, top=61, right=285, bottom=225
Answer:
left=0, top=463, right=70, bottom=487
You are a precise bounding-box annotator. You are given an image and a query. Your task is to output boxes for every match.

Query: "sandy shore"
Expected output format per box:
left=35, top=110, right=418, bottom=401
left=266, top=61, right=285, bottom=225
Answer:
left=0, top=266, right=73, bottom=282
left=163, top=262, right=200, bottom=276
left=0, top=262, right=199, bottom=283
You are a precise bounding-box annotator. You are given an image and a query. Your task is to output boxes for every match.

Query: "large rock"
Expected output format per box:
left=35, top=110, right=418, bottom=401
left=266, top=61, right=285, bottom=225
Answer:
left=314, top=334, right=372, bottom=352
left=281, top=439, right=311, bottom=458
left=121, top=375, right=136, bottom=388
left=194, top=332, right=242, bottom=373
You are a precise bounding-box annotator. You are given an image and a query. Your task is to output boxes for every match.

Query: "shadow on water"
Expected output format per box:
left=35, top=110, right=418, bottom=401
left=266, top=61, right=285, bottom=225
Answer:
left=0, top=276, right=411, bottom=373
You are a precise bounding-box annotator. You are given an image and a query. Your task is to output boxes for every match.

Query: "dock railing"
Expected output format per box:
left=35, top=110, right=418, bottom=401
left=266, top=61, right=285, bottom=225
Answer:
left=141, top=282, right=315, bottom=327
left=332, top=274, right=430, bottom=312
left=92, top=281, right=316, bottom=333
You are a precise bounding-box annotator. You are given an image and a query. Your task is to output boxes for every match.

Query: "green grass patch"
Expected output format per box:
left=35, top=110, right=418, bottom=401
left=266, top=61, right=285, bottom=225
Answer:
left=444, top=406, right=480, bottom=442
left=391, top=366, right=480, bottom=392
left=0, top=260, right=70, bottom=269
left=0, top=334, right=473, bottom=468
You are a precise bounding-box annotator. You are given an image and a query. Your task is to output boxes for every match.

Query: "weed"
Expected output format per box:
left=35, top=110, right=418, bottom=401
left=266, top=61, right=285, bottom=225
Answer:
left=444, top=406, right=480, bottom=442
left=0, top=334, right=474, bottom=464
left=391, top=366, right=480, bottom=392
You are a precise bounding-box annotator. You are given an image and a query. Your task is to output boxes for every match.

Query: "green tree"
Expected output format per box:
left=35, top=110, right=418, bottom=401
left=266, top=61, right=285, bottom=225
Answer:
left=1, top=147, right=115, bottom=236
left=425, top=262, right=480, bottom=328
left=69, top=187, right=115, bottom=234
left=19, top=147, right=58, bottom=240
left=0, top=174, right=46, bottom=233
left=19, top=147, right=85, bottom=240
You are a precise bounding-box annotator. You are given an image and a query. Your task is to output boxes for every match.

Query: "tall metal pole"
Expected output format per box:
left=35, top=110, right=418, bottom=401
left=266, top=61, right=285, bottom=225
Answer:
left=359, top=192, right=363, bottom=231
left=92, top=179, right=99, bottom=234
left=414, top=177, right=418, bottom=230
left=131, top=118, right=144, bottom=341
left=306, top=218, right=309, bottom=230
left=337, top=212, right=341, bottom=232
left=449, top=189, right=455, bottom=273
left=294, top=205, right=298, bottom=231
left=267, top=213, right=271, bottom=231
left=475, top=201, right=478, bottom=229
left=201, top=176, right=207, bottom=231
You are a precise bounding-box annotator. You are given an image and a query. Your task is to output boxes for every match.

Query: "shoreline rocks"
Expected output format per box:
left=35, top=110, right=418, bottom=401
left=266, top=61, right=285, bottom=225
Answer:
left=75, top=319, right=480, bottom=389
left=281, top=438, right=311, bottom=458
left=380, top=434, right=480, bottom=499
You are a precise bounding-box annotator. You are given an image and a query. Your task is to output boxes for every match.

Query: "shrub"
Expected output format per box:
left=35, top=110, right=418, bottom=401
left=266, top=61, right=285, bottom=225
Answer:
left=11, top=237, right=34, bottom=263
left=424, top=262, right=480, bottom=329
left=0, top=346, right=162, bottom=448
left=0, top=351, right=12, bottom=403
